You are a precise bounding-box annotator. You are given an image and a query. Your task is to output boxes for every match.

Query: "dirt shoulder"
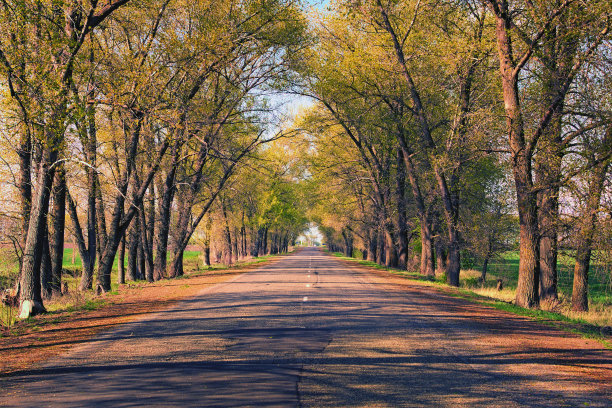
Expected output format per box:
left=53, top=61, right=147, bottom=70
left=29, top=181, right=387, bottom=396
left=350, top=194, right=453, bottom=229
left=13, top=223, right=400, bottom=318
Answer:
left=0, top=257, right=281, bottom=376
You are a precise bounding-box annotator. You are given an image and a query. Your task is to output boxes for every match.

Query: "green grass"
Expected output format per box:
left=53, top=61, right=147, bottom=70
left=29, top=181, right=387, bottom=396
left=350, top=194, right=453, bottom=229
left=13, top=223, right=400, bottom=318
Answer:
left=486, top=251, right=611, bottom=306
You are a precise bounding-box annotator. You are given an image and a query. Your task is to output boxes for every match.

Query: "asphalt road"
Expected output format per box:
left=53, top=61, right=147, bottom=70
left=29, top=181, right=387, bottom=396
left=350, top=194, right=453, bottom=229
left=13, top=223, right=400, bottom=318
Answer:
left=1, top=247, right=610, bottom=407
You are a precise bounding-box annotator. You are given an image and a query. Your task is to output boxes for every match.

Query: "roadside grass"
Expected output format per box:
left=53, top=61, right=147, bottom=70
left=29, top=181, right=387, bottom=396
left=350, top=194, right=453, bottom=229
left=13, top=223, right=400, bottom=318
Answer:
left=329, top=250, right=611, bottom=347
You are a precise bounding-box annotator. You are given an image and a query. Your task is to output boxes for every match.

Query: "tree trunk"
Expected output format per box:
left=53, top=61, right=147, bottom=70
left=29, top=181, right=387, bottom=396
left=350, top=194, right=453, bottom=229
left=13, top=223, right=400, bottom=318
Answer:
left=384, top=228, right=397, bottom=267
left=66, top=191, right=95, bottom=291
left=514, top=156, right=541, bottom=308
left=420, top=221, right=435, bottom=277
left=571, top=129, right=610, bottom=312
left=367, top=229, right=377, bottom=262
left=127, top=216, right=139, bottom=281
left=435, top=237, right=447, bottom=276
left=204, top=246, right=211, bottom=266
left=262, top=228, right=269, bottom=255
left=41, top=229, right=53, bottom=300
left=118, top=233, right=126, bottom=284
left=342, top=229, right=353, bottom=257
left=139, top=200, right=153, bottom=282
left=49, top=166, right=66, bottom=296
left=376, top=226, right=385, bottom=265
left=481, top=255, right=490, bottom=284
left=396, top=150, right=408, bottom=269
left=446, top=233, right=461, bottom=286
left=379, top=2, right=463, bottom=285
left=171, top=249, right=184, bottom=278
left=493, top=8, right=540, bottom=308
left=233, top=228, right=239, bottom=263
left=18, top=126, right=32, bottom=260
left=19, top=147, right=57, bottom=318
left=153, top=156, right=178, bottom=281
left=137, top=233, right=145, bottom=280
left=95, top=175, right=108, bottom=264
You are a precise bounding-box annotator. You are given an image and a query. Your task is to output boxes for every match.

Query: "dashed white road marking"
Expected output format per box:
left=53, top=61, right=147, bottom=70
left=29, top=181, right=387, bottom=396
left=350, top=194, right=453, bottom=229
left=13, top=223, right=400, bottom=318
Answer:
left=306, top=284, right=311, bottom=287
left=303, top=296, right=308, bottom=302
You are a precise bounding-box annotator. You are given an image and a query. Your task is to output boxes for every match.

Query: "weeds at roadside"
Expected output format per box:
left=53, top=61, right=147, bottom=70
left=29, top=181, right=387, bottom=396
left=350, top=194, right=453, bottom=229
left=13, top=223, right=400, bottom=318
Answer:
left=1, top=303, right=16, bottom=336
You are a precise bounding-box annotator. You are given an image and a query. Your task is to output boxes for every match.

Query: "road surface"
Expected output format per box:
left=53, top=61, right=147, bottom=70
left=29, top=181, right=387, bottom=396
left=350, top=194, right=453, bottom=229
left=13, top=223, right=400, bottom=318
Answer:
left=1, top=247, right=610, bottom=407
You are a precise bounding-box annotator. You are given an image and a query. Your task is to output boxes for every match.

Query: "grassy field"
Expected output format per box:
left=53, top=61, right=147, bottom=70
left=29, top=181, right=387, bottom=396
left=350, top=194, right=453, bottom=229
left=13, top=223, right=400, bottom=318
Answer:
left=480, top=251, right=611, bottom=305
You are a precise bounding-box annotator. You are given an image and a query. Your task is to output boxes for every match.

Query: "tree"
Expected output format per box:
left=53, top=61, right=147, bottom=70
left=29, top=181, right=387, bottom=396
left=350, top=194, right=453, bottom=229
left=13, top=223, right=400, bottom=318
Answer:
left=484, top=0, right=610, bottom=307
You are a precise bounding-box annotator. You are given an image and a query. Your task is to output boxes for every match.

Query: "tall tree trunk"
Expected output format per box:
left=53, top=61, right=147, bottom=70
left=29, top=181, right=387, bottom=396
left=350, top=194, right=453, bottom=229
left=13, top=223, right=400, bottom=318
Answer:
left=171, top=250, right=184, bottom=278
left=396, top=149, right=408, bottom=269
left=95, top=175, right=108, bottom=264
left=153, top=150, right=179, bottom=281
left=78, top=100, right=98, bottom=291
left=118, top=233, right=126, bottom=284
left=420, top=220, right=435, bottom=277
left=137, top=235, right=145, bottom=281
left=139, top=199, right=153, bottom=282
left=367, top=228, right=377, bottom=262
left=66, top=191, right=95, bottom=291
left=342, top=228, right=353, bottom=257
left=376, top=225, right=385, bottom=265
left=384, top=228, right=397, bottom=267
left=19, top=146, right=58, bottom=318
left=233, top=229, right=239, bottom=263
left=145, top=189, right=155, bottom=282
left=435, top=237, right=447, bottom=276
left=492, top=6, right=540, bottom=308
left=379, top=1, right=463, bottom=285
left=40, top=228, right=53, bottom=300
left=204, top=246, right=211, bottom=266
left=49, top=166, right=66, bottom=296
left=538, top=183, right=560, bottom=301
left=18, top=126, right=32, bottom=259
left=571, top=129, right=610, bottom=312
left=127, top=216, right=140, bottom=281
left=481, top=253, right=490, bottom=284
left=262, top=228, right=269, bottom=255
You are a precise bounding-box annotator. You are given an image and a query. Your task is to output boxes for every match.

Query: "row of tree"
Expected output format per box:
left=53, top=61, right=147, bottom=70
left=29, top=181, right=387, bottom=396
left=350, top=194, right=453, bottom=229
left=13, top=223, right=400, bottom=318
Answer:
left=297, top=0, right=611, bottom=311
left=0, top=0, right=309, bottom=318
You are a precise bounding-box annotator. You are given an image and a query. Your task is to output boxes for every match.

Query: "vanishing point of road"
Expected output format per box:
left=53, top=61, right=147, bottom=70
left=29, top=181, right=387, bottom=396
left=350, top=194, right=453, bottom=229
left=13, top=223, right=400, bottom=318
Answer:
left=1, top=247, right=610, bottom=407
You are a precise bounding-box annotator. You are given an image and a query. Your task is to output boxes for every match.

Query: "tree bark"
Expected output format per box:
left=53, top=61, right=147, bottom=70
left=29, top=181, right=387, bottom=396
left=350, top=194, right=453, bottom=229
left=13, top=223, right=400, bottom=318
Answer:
left=40, top=228, right=53, bottom=300
left=481, top=256, right=490, bottom=284
left=18, top=146, right=57, bottom=318
left=66, top=191, right=95, bottom=291
left=571, top=129, right=610, bottom=312
left=18, top=126, right=32, bottom=256
left=118, top=233, right=126, bottom=284
left=396, top=149, right=408, bottom=269
left=127, top=216, right=140, bottom=281
left=384, top=228, right=397, bottom=267
left=153, top=145, right=179, bottom=281
left=49, top=166, right=66, bottom=296
left=96, top=118, right=170, bottom=292
left=492, top=4, right=540, bottom=308
left=435, top=237, right=447, bottom=277
left=420, top=221, right=435, bottom=277
left=367, top=228, right=377, bottom=262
